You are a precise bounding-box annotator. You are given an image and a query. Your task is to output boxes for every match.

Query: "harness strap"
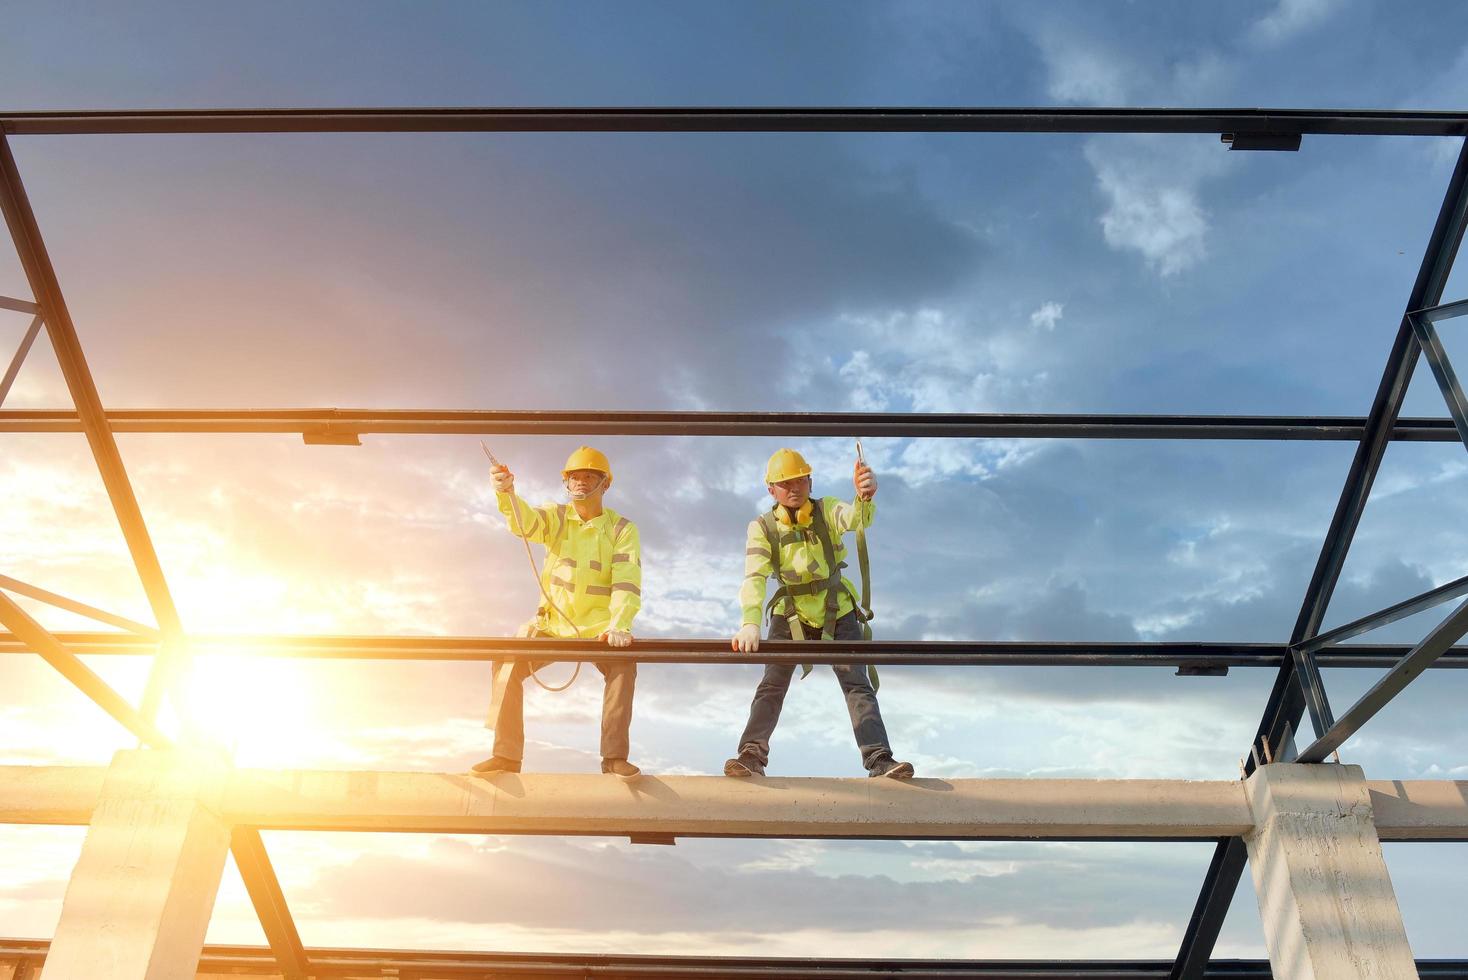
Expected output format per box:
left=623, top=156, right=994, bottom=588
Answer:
left=759, top=512, right=806, bottom=644
left=809, top=504, right=841, bottom=641
left=760, top=502, right=877, bottom=688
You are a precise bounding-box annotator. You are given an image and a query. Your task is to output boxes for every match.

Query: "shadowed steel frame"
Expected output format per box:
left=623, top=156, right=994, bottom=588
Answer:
left=2, top=106, right=1466, bottom=980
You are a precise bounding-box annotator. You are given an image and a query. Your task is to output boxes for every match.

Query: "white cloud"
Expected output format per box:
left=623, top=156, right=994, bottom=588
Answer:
left=1034, top=32, right=1138, bottom=106
left=1250, top=0, right=1345, bottom=45
left=1084, top=137, right=1232, bottom=278
left=1029, top=302, right=1064, bottom=332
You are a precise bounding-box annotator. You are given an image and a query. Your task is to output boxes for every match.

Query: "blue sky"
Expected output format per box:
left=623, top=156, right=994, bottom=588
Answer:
left=3, top=0, right=1468, bottom=963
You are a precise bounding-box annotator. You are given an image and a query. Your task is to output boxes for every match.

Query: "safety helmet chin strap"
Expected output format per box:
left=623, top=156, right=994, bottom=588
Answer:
left=564, top=474, right=608, bottom=501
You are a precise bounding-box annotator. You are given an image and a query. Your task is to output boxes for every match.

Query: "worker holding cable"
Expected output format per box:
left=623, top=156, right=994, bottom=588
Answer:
left=473, top=446, right=644, bottom=780
left=724, top=447, right=913, bottom=779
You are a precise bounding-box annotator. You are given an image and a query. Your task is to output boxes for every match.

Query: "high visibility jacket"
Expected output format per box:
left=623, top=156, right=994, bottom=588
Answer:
left=496, top=492, right=642, bottom=638
left=740, top=496, right=874, bottom=628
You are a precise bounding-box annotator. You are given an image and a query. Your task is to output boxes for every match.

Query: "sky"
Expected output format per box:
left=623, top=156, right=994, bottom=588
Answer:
left=4, top=0, right=1468, bottom=965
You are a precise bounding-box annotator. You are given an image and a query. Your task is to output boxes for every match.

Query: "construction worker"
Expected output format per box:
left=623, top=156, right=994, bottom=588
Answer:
left=725, top=448, right=914, bottom=779
left=473, top=446, right=644, bottom=780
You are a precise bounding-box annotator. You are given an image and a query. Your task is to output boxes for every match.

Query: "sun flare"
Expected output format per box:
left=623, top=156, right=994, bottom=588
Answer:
left=175, top=651, right=321, bottom=766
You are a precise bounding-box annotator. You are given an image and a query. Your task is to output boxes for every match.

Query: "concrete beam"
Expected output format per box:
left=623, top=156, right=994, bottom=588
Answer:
left=1244, top=764, right=1417, bottom=980
left=0, top=767, right=103, bottom=825
left=5, top=763, right=1468, bottom=841
left=221, top=770, right=1256, bottom=838
left=40, top=751, right=231, bottom=980
left=1368, top=778, right=1468, bottom=840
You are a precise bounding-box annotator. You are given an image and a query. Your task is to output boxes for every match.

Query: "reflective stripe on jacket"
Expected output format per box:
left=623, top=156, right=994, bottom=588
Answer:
left=739, top=496, right=874, bottom=628
left=496, top=492, right=642, bottom=637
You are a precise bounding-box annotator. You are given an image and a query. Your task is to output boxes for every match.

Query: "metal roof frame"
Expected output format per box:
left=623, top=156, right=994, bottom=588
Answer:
left=2, top=105, right=1467, bottom=980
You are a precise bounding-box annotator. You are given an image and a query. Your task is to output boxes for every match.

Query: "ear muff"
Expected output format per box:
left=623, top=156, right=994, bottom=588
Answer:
left=774, top=500, right=814, bottom=527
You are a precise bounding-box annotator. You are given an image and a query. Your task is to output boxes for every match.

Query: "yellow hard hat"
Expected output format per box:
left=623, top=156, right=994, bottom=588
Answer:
left=562, top=446, right=612, bottom=487
left=765, top=448, right=811, bottom=484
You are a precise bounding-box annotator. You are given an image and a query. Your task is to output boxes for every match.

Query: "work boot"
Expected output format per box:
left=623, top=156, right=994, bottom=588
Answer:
left=868, top=757, right=915, bottom=779
left=471, top=756, right=521, bottom=775
left=602, top=758, right=642, bottom=781
left=723, top=753, right=765, bottom=777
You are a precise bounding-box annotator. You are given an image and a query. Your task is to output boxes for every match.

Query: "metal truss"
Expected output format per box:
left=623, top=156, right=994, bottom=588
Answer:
left=2, top=106, right=1467, bottom=979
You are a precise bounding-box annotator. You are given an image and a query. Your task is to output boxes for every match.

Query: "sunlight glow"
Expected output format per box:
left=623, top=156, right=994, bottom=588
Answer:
left=176, top=651, right=321, bottom=766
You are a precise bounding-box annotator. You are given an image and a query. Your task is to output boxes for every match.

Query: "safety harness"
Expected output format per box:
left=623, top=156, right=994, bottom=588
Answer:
left=758, top=500, right=878, bottom=689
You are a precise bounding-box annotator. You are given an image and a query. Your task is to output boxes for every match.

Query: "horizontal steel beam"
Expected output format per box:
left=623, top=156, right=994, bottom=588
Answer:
left=0, top=295, right=38, bottom=315
left=2, top=630, right=1468, bottom=668
left=5, top=762, right=1466, bottom=842
left=4, top=632, right=1468, bottom=667
left=3, top=106, right=1468, bottom=137
left=7, top=940, right=1466, bottom=980
left=0, top=408, right=1463, bottom=440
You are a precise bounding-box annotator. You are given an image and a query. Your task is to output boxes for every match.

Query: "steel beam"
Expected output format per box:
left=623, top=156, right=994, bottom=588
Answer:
left=0, top=294, right=39, bottom=314
left=1289, top=646, right=1336, bottom=740
left=1418, top=296, right=1468, bottom=322
left=2, top=105, right=1468, bottom=137
left=1410, top=311, right=1468, bottom=449
left=0, top=315, right=41, bottom=407
left=0, top=132, right=191, bottom=724
left=0, top=407, right=1464, bottom=440
left=3, top=937, right=1467, bottom=980
left=1172, top=137, right=1468, bottom=980
left=0, top=590, right=171, bottom=746
left=0, top=574, right=159, bottom=636
left=1298, top=571, right=1468, bottom=654
left=3, top=632, right=1468, bottom=667
left=229, top=829, right=309, bottom=980
left=1297, top=597, right=1468, bottom=763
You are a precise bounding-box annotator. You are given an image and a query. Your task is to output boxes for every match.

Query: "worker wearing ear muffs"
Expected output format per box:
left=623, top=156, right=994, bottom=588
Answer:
left=725, top=448, right=913, bottom=779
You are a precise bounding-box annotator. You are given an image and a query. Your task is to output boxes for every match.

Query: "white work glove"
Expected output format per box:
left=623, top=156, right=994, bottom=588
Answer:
left=491, top=463, right=515, bottom=494
left=732, top=623, right=761, bottom=653
left=854, top=461, right=878, bottom=501
left=601, top=629, right=633, bottom=648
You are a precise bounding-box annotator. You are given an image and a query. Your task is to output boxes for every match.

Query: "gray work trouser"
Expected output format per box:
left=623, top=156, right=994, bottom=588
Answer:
left=734, top=610, right=894, bottom=773
left=487, top=639, right=636, bottom=762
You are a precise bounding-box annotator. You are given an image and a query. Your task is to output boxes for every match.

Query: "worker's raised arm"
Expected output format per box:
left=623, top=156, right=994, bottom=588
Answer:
left=491, top=464, right=556, bottom=544
left=825, top=495, right=875, bottom=535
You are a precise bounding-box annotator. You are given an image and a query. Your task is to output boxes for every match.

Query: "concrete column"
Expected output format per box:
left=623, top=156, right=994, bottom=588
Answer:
left=40, top=750, right=232, bottom=980
left=1243, top=763, right=1416, bottom=980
